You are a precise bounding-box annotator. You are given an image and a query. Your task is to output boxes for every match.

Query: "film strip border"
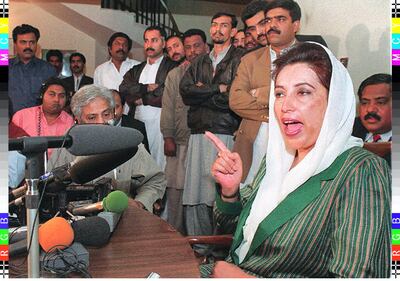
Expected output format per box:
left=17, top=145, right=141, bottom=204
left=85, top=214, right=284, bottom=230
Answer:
left=394, top=214, right=400, bottom=278
left=0, top=214, right=7, bottom=279
left=394, top=0, right=400, bottom=17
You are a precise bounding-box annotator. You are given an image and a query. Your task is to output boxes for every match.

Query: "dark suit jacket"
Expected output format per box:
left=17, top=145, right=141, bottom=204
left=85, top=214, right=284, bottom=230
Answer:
left=121, top=115, right=150, bottom=153
left=63, top=75, right=93, bottom=96
left=352, top=117, right=391, bottom=166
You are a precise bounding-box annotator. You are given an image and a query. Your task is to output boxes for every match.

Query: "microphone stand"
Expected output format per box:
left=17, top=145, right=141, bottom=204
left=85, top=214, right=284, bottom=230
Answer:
left=18, top=137, right=47, bottom=278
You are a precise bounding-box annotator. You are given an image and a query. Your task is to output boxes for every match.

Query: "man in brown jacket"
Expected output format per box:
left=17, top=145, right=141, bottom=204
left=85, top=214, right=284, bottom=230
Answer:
left=230, top=0, right=301, bottom=185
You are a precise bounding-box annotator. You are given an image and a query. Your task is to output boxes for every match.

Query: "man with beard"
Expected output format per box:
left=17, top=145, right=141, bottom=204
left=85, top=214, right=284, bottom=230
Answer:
left=119, top=26, right=178, bottom=170
left=352, top=73, right=392, bottom=164
left=233, top=29, right=245, bottom=48
left=244, top=28, right=257, bottom=50
left=165, top=35, right=185, bottom=63
left=9, top=24, right=56, bottom=116
left=179, top=13, right=244, bottom=255
left=230, top=0, right=301, bottom=186
left=241, top=0, right=269, bottom=47
left=161, top=29, right=208, bottom=234
left=63, top=52, right=93, bottom=96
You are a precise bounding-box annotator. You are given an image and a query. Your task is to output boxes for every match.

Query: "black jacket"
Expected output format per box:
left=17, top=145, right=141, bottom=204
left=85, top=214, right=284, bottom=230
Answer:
left=119, top=56, right=178, bottom=110
left=121, top=115, right=150, bottom=153
left=62, top=75, right=93, bottom=96
left=179, top=45, right=244, bottom=135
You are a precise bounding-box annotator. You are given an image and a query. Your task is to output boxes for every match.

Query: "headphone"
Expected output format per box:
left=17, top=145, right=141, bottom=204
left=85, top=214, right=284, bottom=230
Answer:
left=37, top=77, right=70, bottom=105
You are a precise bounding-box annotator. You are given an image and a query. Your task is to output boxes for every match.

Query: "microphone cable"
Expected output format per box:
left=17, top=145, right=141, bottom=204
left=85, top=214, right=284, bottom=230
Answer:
left=41, top=244, right=92, bottom=278
left=9, top=132, right=71, bottom=274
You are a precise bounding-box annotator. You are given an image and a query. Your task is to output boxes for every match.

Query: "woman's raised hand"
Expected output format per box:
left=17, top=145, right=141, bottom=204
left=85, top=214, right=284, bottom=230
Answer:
left=205, top=131, right=242, bottom=198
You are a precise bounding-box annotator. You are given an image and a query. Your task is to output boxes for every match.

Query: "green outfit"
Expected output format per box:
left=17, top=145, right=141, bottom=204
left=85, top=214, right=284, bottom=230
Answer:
left=201, top=146, right=391, bottom=278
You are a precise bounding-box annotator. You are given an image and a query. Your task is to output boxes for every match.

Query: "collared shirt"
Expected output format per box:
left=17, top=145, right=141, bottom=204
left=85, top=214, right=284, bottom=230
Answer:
left=139, top=55, right=164, bottom=84
left=209, top=44, right=231, bottom=71
left=93, top=58, right=140, bottom=90
left=365, top=130, right=392, bottom=142
left=11, top=105, right=74, bottom=137
left=9, top=56, right=57, bottom=115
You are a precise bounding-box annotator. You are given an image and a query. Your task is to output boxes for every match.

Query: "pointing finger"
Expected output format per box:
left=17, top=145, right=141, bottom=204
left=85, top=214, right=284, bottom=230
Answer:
left=204, top=131, right=229, bottom=152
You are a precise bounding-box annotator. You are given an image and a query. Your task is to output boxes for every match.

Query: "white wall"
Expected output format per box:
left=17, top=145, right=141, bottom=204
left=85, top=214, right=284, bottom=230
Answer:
left=296, top=0, right=390, bottom=93
left=10, top=0, right=390, bottom=92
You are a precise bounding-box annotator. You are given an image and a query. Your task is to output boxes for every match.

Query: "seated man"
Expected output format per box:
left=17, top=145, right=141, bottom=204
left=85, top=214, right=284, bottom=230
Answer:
left=112, top=89, right=150, bottom=152
left=47, top=85, right=166, bottom=212
left=352, top=73, right=391, bottom=164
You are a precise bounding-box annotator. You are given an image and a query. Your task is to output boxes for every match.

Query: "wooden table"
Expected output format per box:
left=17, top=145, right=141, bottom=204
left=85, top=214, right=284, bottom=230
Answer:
left=10, top=200, right=200, bottom=278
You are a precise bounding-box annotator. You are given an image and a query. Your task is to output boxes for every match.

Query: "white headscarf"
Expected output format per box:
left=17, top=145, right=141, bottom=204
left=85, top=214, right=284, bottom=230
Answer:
left=235, top=43, right=363, bottom=263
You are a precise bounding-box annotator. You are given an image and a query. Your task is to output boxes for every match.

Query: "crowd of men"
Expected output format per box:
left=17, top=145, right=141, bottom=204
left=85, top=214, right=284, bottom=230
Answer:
left=9, top=0, right=391, bottom=258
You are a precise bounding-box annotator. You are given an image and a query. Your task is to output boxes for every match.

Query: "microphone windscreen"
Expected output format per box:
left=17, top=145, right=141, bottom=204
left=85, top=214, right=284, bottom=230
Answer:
left=39, top=217, right=74, bottom=253
left=69, top=148, right=138, bottom=184
left=104, top=190, right=129, bottom=213
left=67, top=125, right=144, bottom=156
left=71, top=217, right=110, bottom=247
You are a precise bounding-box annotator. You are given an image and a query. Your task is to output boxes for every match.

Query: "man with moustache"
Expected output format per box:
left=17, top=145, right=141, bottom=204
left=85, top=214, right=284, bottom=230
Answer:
left=161, top=29, right=208, bottom=234
left=47, top=85, right=166, bottom=212
left=9, top=24, right=57, bottom=116
left=179, top=13, right=244, bottom=254
left=233, top=29, right=246, bottom=48
left=165, top=35, right=185, bottom=63
left=352, top=73, right=392, bottom=164
left=94, top=32, right=139, bottom=91
left=63, top=52, right=93, bottom=96
left=241, top=0, right=269, bottom=47
left=46, top=49, right=65, bottom=78
left=119, top=26, right=178, bottom=170
left=112, top=89, right=150, bottom=152
left=230, top=0, right=301, bottom=186
left=244, top=28, right=257, bottom=50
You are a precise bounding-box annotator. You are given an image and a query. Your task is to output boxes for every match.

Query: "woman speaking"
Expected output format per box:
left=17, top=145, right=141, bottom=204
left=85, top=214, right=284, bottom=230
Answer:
left=203, top=42, right=391, bottom=278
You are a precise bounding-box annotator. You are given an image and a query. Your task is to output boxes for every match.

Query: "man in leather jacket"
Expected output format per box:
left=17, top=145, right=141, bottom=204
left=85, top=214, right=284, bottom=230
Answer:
left=179, top=12, right=244, bottom=255
left=119, top=26, right=178, bottom=170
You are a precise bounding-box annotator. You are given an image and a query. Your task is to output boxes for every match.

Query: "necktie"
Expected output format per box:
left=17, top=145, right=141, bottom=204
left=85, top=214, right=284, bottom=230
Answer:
left=75, top=77, right=80, bottom=92
left=372, top=134, right=381, bottom=142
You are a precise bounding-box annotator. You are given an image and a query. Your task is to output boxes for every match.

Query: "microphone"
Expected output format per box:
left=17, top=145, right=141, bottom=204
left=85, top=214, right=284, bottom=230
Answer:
left=10, top=217, right=74, bottom=257
left=39, top=217, right=75, bottom=253
left=72, top=190, right=129, bottom=216
left=71, top=216, right=111, bottom=247
left=9, top=124, right=144, bottom=156
left=10, top=217, right=111, bottom=257
left=9, top=147, right=138, bottom=206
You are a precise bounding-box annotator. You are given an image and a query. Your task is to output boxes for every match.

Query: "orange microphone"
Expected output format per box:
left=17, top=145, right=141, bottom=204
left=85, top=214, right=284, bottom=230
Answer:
left=38, top=217, right=74, bottom=253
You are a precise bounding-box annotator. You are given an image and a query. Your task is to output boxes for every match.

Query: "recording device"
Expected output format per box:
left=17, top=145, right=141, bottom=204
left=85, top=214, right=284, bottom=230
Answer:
left=98, top=212, right=122, bottom=233
left=72, top=190, right=129, bottom=216
left=9, top=124, right=144, bottom=156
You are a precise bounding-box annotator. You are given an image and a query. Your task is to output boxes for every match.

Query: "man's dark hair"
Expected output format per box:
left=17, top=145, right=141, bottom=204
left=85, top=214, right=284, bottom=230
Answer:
left=241, top=0, right=269, bottom=26
left=69, top=52, right=86, bottom=64
left=211, top=12, right=238, bottom=29
left=12, top=24, right=40, bottom=42
left=46, top=49, right=63, bottom=62
left=143, top=26, right=167, bottom=40
left=182, top=29, right=207, bottom=44
left=357, top=73, right=392, bottom=99
left=107, top=32, right=133, bottom=50
left=166, top=34, right=183, bottom=43
left=266, top=0, right=301, bottom=22
left=40, top=77, right=67, bottom=97
left=111, top=89, right=125, bottom=105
